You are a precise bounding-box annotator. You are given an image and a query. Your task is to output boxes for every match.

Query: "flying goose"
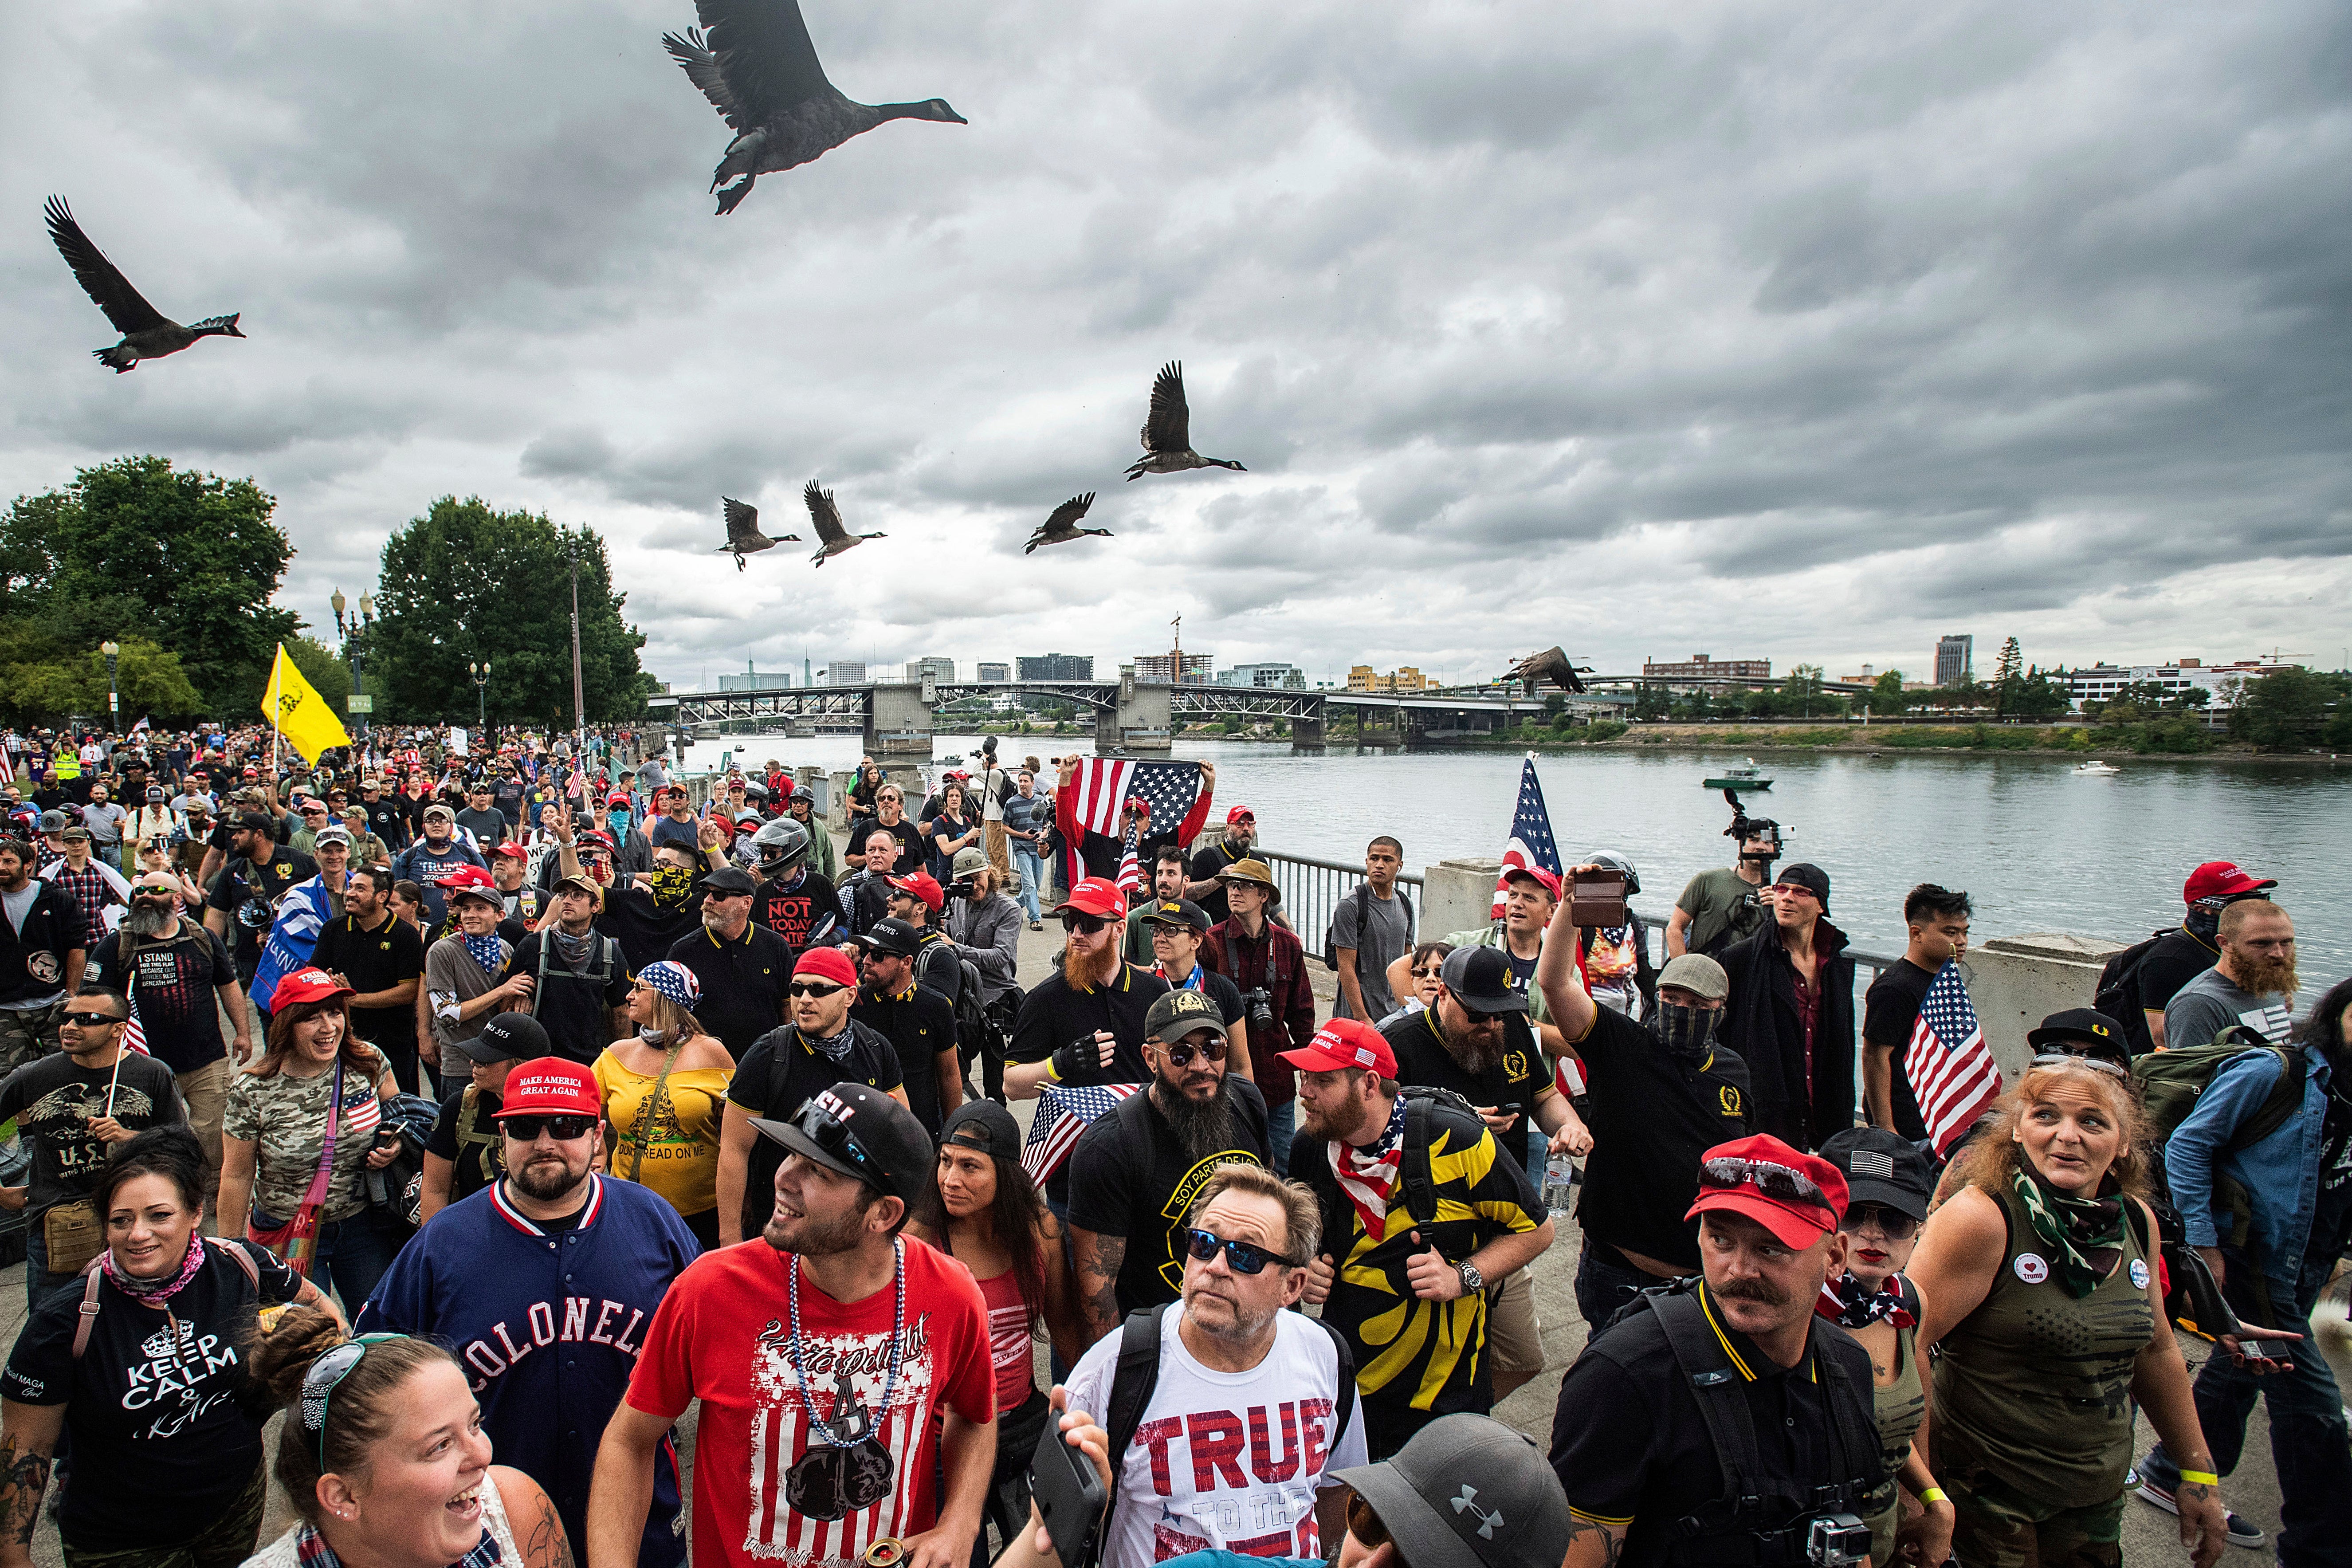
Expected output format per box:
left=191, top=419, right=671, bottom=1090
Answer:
left=1507, top=646, right=1590, bottom=694
left=1023, top=493, right=1109, bottom=554
left=716, top=497, right=799, bottom=570
left=663, top=0, right=966, bottom=216
left=43, top=197, right=244, bottom=373
left=805, top=480, right=884, bottom=566
left=1126, top=362, right=1246, bottom=480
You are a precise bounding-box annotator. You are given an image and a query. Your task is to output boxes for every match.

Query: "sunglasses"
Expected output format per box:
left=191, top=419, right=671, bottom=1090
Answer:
left=1697, top=1156, right=1835, bottom=1212
left=1184, top=1227, right=1297, bottom=1276
left=2030, top=1050, right=2130, bottom=1080
left=1412, top=963, right=1445, bottom=979
left=1346, top=1493, right=1393, bottom=1554
left=794, top=1102, right=889, bottom=1191
left=62, top=1011, right=122, bottom=1028
left=1157, top=1038, right=1228, bottom=1067
left=502, top=1114, right=596, bottom=1141
left=300, top=1333, right=405, bottom=1466
left=789, top=980, right=848, bottom=999
left=1060, top=912, right=1107, bottom=936
left=1843, top=1203, right=1920, bottom=1240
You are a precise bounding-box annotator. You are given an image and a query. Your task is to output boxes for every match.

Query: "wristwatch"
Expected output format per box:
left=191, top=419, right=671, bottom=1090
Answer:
left=1456, top=1259, right=1484, bottom=1296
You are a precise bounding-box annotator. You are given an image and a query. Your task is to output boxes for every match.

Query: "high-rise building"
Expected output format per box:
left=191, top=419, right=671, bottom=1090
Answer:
left=977, top=662, right=1011, bottom=682
left=1134, top=651, right=1214, bottom=684
left=905, top=657, right=956, bottom=683
left=1017, top=653, right=1094, bottom=681
left=825, top=660, right=867, bottom=685
left=1935, top=636, right=1974, bottom=687
left=1221, top=661, right=1302, bottom=688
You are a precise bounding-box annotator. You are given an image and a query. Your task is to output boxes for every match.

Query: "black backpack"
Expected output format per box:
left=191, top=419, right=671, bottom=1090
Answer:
left=1321, top=883, right=1415, bottom=971
left=2093, top=928, right=2173, bottom=1056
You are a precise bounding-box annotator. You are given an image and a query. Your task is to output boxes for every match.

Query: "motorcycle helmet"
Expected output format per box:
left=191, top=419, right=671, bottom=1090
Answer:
left=1584, top=849, right=1641, bottom=898
left=750, top=816, right=811, bottom=877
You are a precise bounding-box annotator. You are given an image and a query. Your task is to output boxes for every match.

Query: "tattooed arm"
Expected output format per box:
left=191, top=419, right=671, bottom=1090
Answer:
left=491, top=1465, right=574, bottom=1568
left=0, top=1403, right=65, bottom=1568
left=1067, top=1226, right=1126, bottom=1349
left=1562, top=1512, right=1627, bottom=1568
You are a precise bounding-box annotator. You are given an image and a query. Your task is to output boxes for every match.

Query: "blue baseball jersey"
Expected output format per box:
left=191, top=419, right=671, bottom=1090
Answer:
left=358, top=1174, right=699, bottom=1568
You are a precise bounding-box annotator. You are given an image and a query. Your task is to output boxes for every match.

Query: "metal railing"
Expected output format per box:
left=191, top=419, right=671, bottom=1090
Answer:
left=1259, top=851, right=1425, bottom=959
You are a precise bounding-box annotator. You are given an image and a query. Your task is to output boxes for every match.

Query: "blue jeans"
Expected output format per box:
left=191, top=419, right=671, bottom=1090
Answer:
left=252, top=1209, right=401, bottom=1314
left=1265, top=1098, right=1296, bottom=1178
left=2143, top=1254, right=2352, bottom=1567
left=1574, top=1238, right=1663, bottom=1337
left=1011, top=847, right=1044, bottom=922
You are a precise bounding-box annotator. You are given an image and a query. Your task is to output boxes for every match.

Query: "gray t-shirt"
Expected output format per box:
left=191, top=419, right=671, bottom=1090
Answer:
left=425, top=934, right=511, bottom=1051
left=79, top=802, right=127, bottom=846
left=2165, top=967, right=2293, bottom=1048
left=1332, top=884, right=1414, bottom=1021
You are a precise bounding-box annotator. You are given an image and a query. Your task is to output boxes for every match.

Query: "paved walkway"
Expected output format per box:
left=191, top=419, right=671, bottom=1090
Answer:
left=10, top=889, right=2323, bottom=1563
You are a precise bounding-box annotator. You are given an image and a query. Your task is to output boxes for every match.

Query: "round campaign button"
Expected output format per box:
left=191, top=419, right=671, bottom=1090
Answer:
left=2014, top=1253, right=2050, bottom=1285
left=2130, top=1258, right=2151, bottom=1289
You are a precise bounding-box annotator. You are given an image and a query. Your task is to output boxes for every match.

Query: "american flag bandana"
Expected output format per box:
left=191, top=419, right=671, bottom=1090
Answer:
left=1331, top=1092, right=1410, bottom=1236
left=1815, top=1271, right=1915, bottom=1330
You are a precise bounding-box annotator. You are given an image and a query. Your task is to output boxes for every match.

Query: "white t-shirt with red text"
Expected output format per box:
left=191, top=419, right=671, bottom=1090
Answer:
left=1062, top=1304, right=1366, bottom=1568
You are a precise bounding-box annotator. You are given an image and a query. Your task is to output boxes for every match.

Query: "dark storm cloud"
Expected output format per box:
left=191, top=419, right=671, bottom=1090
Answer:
left=2, top=0, right=2346, bottom=687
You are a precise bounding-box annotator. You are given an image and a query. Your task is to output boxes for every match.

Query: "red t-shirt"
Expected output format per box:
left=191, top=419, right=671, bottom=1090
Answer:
left=625, top=1237, right=993, bottom=1568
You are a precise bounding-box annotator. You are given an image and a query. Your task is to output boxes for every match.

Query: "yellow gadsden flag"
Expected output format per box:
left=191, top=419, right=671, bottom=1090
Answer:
left=263, top=643, right=351, bottom=764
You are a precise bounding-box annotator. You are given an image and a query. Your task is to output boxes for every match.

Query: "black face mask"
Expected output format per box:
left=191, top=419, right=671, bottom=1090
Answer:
left=1653, top=1000, right=1720, bottom=1062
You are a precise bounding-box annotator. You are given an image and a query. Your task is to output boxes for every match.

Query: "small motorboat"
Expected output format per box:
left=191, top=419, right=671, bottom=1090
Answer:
left=1701, top=758, right=1773, bottom=790
left=2073, top=759, right=2121, bottom=776
left=938, top=752, right=964, bottom=765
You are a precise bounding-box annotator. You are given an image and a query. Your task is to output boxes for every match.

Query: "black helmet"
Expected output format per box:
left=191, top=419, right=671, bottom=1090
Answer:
left=1585, top=850, right=1641, bottom=897
left=751, top=816, right=810, bottom=876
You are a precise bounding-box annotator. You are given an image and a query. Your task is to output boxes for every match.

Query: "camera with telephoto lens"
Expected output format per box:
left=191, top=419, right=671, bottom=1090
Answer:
left=1242, top=987, right=1276, bottom=1032
left=1804, top=1514, right=1870, bottom=1567
left=950, top=875, right=983, bottom=901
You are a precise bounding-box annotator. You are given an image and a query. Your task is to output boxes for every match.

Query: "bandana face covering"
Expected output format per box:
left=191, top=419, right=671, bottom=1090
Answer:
left=2012, top=1166, right=2124, bottom=1298
left=102, top=1234, right=207, bottom=1301
left=1653, top=1000, right=1720, bottom=1063
left=649, top=864, right=695, bottom=908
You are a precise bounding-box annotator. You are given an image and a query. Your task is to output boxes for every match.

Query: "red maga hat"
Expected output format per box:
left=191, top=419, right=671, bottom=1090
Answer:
left=886, top=870, right=946, bottom=913
left=269, top=968, right=353, bottom=1011
left=1054, top=877, right=1128, bottom=920
left=494, top=1058, right=601, bottom=1120
left=1280, top=1018, right=1397, bottom=1080
left=1684, top=1134, right=1847, bottom=1248
left=2182, top=861, right=2275, bottom=904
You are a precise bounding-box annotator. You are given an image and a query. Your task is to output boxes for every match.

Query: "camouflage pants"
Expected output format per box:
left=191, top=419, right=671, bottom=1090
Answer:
left=0, top=999, right=65, bottom=1075
left=60, top=1456, right=264, bottom=1568
left=1945, top=1468, right=2124, bottom=1568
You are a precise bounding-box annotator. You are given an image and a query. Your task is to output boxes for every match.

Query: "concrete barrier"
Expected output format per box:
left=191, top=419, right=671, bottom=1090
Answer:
left=1423, top=856, right=1505, bottom=940
left=1960, top=932, right=2126, bottom=1079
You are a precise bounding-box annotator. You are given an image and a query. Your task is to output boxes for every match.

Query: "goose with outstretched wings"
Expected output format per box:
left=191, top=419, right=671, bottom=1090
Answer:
left=716, top=498, right=799, bottom=570
left=805, top=481, right=886, bottom=566
left=1024, top=494, right=1110, bottom=554
left=44, top=197, right=244, bottom=372
left=1127, top=362, right=1246, bottom=480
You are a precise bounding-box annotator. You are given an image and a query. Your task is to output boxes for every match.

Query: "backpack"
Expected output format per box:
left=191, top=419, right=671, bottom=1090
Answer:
left=1321, top=884, right=1415, bottom=972
left=74, top=1242, right=261, bottom=1359
left=1395, top=1085, right=1482, bottom=1227
left=2131, top=1026, right=2305, bottom=1318
left=1097, top=1305, right=1357, bottom=1563
left=2093, top=928, right=2173, bottom=1056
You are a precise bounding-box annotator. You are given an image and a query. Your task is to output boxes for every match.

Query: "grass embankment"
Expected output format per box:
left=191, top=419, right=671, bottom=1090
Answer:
left=1429, top=719, right=2244, bottom=756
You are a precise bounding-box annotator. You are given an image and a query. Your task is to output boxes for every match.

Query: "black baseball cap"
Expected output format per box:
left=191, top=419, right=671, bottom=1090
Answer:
left=1815, top=1127, right=1934, bottom=1222
left=1439, top=946, right=1528, bottom=1016
left=753, top=1081, right=934, bottom=1204
left=234, top=811, right=275, bottom=833
left=854, top=916, right=924, bottom=958
left=940, top=1100, right=1021, bottom=1158
left=2028, top=1007, right=2129, bottom=1061
left=454, top=1012, right=551, bottom=1064
left=1138, top=897, right=1212, bottom=933
left=1333, top=1413, right=1571, bottom=1568
left=1771, top=863, right=1831, bottom=912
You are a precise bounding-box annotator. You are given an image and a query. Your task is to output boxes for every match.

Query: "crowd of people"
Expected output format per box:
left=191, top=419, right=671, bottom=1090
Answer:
left=0, top=719, right=2339, bottom=1568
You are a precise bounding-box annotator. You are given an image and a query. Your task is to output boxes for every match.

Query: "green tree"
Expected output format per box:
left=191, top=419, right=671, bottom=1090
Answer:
left=2228, top=667, right=2343, bottom=751
left=1990, top=637, right=2024, bottom=718
left=0, top=456, right=299, bottom=711
left=0, top=634, right=202, bottom=727
left=372, top=498, right=652, bottom=725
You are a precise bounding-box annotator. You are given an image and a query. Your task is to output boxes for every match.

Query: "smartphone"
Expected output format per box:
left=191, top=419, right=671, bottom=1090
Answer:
left=1030, top=1412, right=1108, bottom=1568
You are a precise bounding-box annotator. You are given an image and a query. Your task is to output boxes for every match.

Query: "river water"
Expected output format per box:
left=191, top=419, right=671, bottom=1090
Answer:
left=677, top=733, right=2352, bottom=992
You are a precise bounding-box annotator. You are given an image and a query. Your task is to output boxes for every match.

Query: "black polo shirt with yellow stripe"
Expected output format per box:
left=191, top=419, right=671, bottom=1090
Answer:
left=1006, top=959, right=1172, bottom=1204
left=1569, top=1003, right=1751, bottom=1272
left=668, top=922, right=793, bottom=1057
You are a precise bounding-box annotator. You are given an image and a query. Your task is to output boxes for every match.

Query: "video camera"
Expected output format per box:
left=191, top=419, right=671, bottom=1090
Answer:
left=1721, top=788, right=1785, bottom=865
left=949, top=873, right=985, bottom=901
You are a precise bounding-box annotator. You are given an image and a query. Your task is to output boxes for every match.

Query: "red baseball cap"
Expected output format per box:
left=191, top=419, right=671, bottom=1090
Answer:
left=438, top=865, right=501, bottom=904
left=1054, top=877, right=1128, bottom=920
left=494, top=1058, right=601, bottom=1120
left=1124, top=795, right=1150, bottom=814
left=1225, top=805, right=1254, bottom=825
left=1502, top=865, right=1563, bottom=900
left=2183, top=861, right=2275, bottom=904
left=1280, top=1018, right=1397, bottom=1080
left=1684, top=1134, right=1847, bottom=1248
left=795, top=947, right=860, bottom=990
left=269, top=967, right=354, bottom=1010
left=606, top=791, right=632, bottom=806
left=577, top=829, right=615, bottom=852
left=491, top=842, right=527, bottom=860
left=887, top=871, right=946, bottom=913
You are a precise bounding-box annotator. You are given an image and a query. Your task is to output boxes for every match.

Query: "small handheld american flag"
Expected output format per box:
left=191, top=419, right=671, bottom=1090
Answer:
left=1906, top=960, right=2001, bottom=1157
left=1022, top=1080, right=1144, bottom=1182
left=1492, top=755, right=1563, bottom=919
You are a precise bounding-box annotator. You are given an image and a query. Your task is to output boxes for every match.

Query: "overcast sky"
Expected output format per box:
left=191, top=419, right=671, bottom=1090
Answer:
left=4, top=0, right=2347, bottom=693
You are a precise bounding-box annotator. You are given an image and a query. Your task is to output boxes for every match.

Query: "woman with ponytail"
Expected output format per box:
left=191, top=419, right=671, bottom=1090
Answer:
left=591, top=961, right=733, bottom=1250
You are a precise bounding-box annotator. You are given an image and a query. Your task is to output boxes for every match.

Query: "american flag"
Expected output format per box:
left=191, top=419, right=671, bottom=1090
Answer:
left=1064, top=758, right=1203, bottom=840
left=120, top=975, right=149, bottom=1057
left=1492, top=755, right=1562, bottom=918
left=1906, top=960, right=2000, bottom=1157
left=1021, top=1080, right=1144, bottom=1182
left=1114, top=826, right=1143, bottom=895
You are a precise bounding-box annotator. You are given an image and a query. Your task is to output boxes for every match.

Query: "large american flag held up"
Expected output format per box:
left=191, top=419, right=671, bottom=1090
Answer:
left=1022, top=1081, right=1143, bottom=1183
left=1906, top=959, right=2001, bottom=1157
left=1064, top=758, right=1204, bottom=841
left=1492, top=755, right=1563, bottom=919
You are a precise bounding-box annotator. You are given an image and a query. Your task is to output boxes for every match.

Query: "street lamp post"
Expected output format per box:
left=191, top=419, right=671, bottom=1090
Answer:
left=332, top=589, right=377, bottom=743
left=99, top=641, right=120, bottom=734
left=469, top=660, right=491, bottom=736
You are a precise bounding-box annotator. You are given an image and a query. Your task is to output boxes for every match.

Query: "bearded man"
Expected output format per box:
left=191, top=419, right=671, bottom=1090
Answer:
left=83, top=868, right=247, bottom=1191
left=2165, top=899, right=2298, bottom=1047
left=361, top=1057, right=701, bottom=1568
left=1066, top=987, right=1271, bottom=1345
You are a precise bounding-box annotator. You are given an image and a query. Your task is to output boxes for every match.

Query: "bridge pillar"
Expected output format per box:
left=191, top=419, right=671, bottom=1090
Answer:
left=864, top=684, right=934, bottom=758
left=1291, top=705, right=1325, bottom=750
left=1112, top=683, right=1172, bottom=753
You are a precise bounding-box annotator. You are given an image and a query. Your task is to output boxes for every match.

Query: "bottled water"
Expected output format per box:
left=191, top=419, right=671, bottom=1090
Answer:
left=1543, top=1149, right=1579, bottom=1221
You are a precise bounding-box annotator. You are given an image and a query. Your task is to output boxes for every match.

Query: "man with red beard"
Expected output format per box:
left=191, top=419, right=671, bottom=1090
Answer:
left=2164, top=900, right=2298, bottom=1047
